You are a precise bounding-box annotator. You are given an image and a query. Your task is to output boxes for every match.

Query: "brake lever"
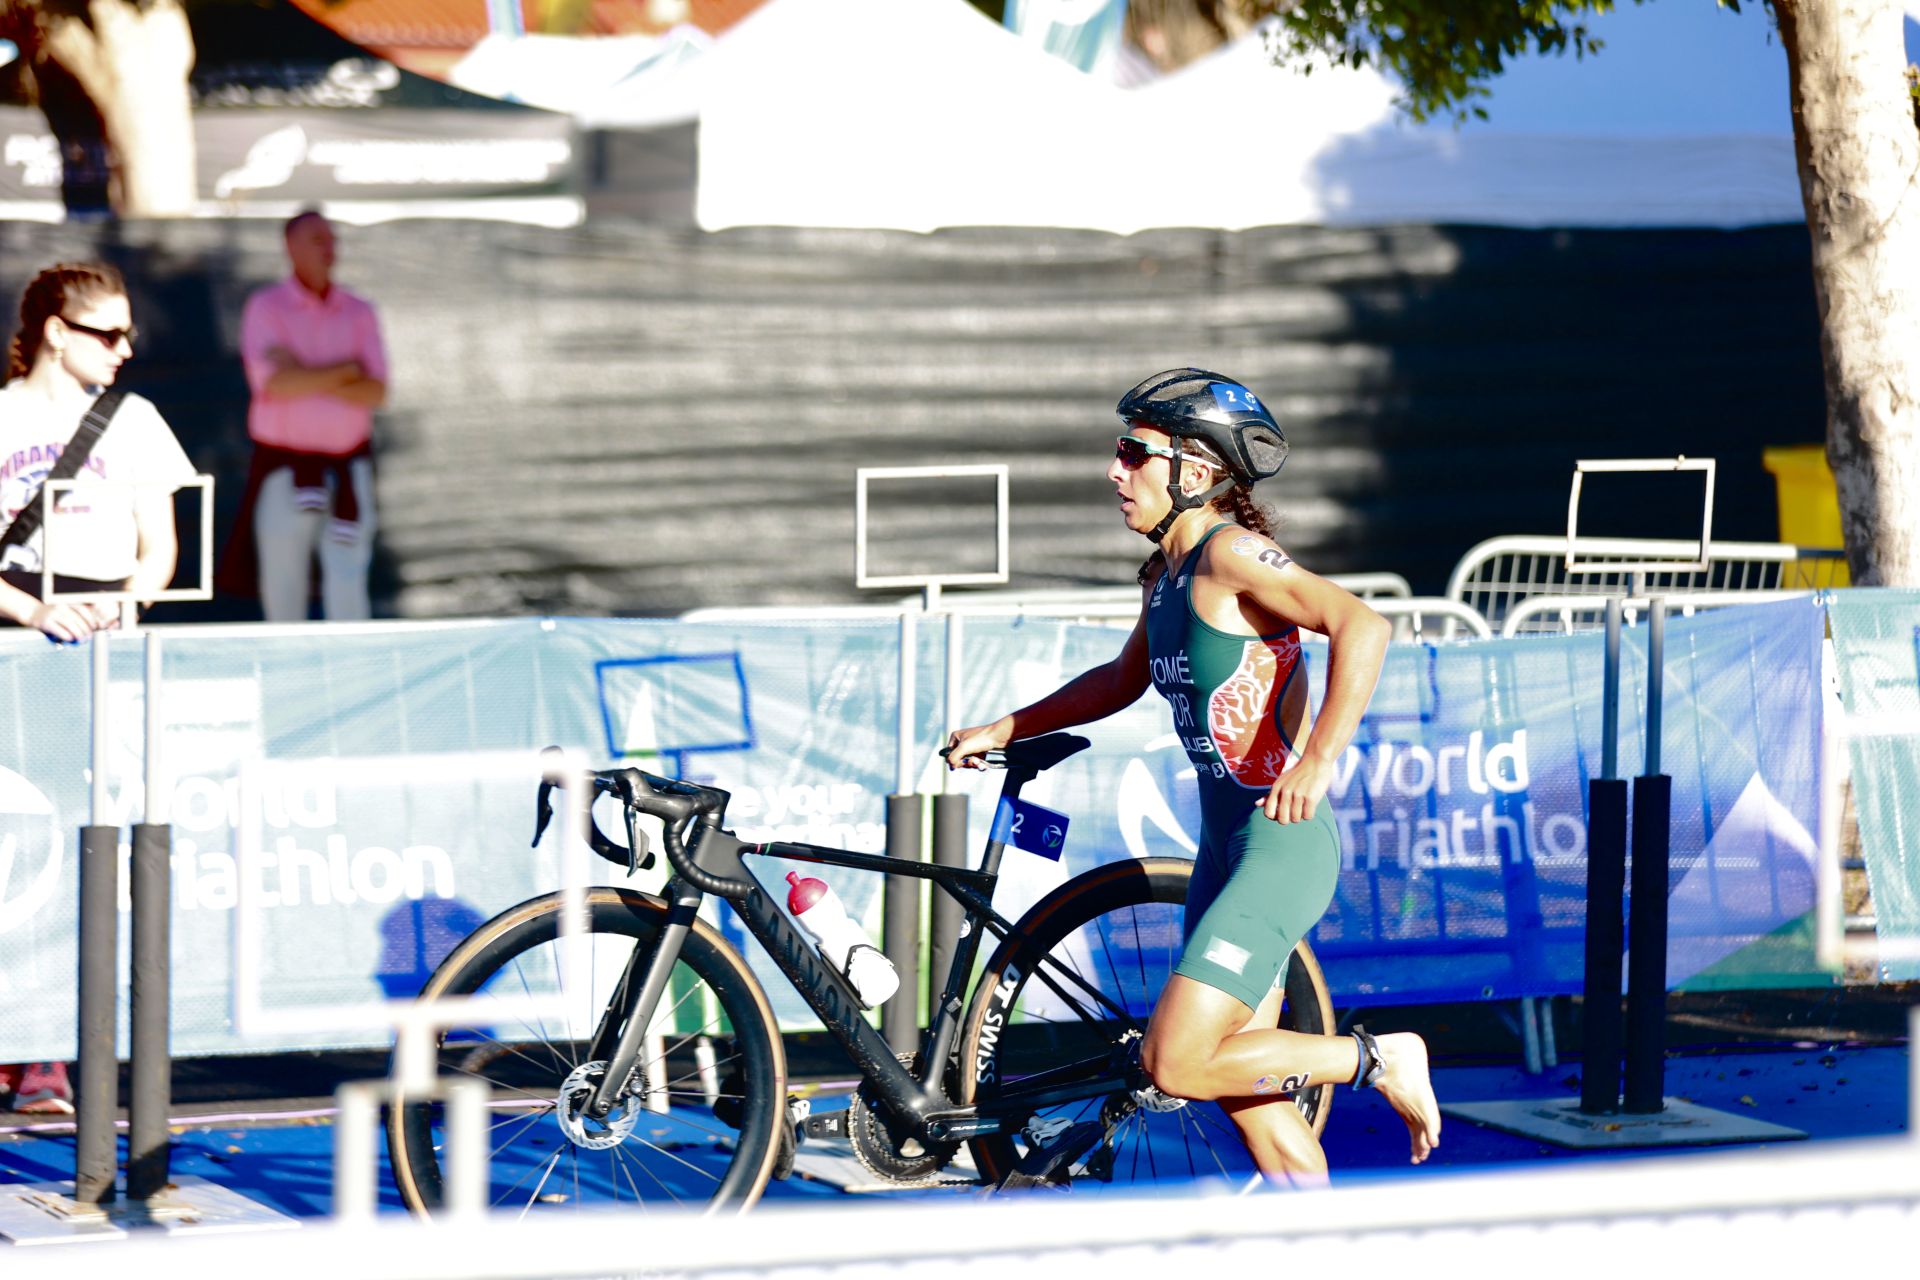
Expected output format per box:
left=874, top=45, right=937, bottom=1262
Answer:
left=622, top=803, right=649, bottom=875
left=533, top=780, right=555, bottom=848
left=611, top=770, right=655, bottom=875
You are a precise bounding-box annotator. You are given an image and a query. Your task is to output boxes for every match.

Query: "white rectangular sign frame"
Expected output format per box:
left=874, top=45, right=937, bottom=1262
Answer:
left=855, top=464, right=1010, bottom=590
left=1565, top=457, right=1716, bottom=576
left=37, top=474, right=215, bottom=603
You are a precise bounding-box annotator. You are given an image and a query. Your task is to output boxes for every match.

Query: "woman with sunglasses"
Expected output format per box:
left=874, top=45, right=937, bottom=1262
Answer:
left=0, top=261, right=194, bottom=1115
left=0, top=261, right=195, bottom=644
left=945, top=369, right=1440, bottom=1184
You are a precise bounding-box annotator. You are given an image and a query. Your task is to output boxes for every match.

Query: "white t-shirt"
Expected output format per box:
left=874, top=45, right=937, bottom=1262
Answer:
left=0, top=381, right=196, bottom=583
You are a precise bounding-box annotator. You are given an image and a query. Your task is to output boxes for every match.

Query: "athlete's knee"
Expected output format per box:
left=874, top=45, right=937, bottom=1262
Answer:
left=1139, top=1026, right=1212, bottom=1099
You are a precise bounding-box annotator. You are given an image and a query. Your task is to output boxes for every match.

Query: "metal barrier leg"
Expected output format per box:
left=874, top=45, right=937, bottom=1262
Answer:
left=928, top=793, right=968, bottom=1014
left=333, top=1083, right=380, bottom=1222
left=882, top=792, right=922, bottom=1055
left=75, top=822, right=121, bottom=1207
left=1539, top=995, right=1560, bottom=1069
left=1579, top=779, right=1628, bottom=1115
left=128, top=822, right=172, bottom=1201
left=1624, top=773, right=1673, bottom=1114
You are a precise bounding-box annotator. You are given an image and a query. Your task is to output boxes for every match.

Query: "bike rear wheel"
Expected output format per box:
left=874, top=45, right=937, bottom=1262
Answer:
left=958, top=856, right=1335, bottom=1190
left=387, top=887, right=786, bottom=1215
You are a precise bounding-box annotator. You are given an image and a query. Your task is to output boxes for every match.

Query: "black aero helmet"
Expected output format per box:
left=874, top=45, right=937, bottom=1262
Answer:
left=1116, top=368, right=1288, bottom=542
left=1115, top=368, right=1289, bottom=487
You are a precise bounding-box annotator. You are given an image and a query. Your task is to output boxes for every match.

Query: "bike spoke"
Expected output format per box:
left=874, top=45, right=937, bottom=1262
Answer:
left=509, top=1147, right=566, bottom=1218
left=487, top=1105, right=555, bottom=1162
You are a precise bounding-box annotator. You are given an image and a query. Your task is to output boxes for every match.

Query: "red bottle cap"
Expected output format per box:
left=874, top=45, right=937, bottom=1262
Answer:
left=786, top=871, right=826, bottom=914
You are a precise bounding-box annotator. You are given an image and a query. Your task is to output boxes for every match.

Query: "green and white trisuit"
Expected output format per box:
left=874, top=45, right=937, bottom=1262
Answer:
left=1145, top=524, right=1340, bottom=1011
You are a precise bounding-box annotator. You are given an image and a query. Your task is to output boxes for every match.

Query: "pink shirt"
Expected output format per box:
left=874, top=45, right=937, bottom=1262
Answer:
left=240, top=277, right=388, bottom=455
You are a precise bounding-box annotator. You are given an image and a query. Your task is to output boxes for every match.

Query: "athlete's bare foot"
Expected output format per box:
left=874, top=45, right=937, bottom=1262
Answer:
left=1372, top=1032, right=1442, bottom=1164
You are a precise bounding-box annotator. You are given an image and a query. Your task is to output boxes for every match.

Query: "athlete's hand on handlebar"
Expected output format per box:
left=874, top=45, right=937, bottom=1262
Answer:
left=943, top=720, right=1012, bottom=770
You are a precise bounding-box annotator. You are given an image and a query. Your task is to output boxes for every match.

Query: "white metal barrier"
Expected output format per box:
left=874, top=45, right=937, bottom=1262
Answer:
left=7, top=1091, right=1918, bottom=1277
left=1448, top=535, right=1846, bottom=631
left=1498, top=589, right=1815, bottom=638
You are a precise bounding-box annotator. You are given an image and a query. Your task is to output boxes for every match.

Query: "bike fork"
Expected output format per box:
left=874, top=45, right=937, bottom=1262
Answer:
left=585, top=879, right=704, bottom=1121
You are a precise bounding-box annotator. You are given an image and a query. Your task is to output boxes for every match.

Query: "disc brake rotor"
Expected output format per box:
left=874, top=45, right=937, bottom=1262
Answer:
left=555, top=1060, right=640, bottom=1151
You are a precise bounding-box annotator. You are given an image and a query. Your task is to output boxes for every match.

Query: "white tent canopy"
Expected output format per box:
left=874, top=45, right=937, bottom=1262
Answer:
left=449, top=26, right=712, bottom=126
left=693, top=0, right=1837, bottom=232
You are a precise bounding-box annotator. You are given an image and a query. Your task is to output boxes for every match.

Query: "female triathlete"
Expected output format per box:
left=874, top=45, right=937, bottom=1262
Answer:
left=946, top=368, right=1442, bottom=1183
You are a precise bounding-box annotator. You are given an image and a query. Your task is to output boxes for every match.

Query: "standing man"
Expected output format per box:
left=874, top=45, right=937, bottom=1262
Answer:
left=221, top=209, right=387, bottom=621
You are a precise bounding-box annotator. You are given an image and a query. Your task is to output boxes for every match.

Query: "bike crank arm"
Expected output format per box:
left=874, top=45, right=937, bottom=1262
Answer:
left=921, top=1076, right=1129, bottom=1142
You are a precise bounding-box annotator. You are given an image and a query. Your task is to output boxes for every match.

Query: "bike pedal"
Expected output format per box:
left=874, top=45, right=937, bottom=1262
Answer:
left=801, top=1111, right=850, bottom=1141
left=996, top=1119, right=1105, bottom=1192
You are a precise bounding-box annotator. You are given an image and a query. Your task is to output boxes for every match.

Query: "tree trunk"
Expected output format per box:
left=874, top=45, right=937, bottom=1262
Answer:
left=1775, top=0, right=1920, bottom=586
left=41, top=0, right=196, bottom=216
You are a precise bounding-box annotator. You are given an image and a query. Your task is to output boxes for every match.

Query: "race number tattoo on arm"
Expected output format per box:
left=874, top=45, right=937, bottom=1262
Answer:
left=1229, top=534, right=1293, bottom=573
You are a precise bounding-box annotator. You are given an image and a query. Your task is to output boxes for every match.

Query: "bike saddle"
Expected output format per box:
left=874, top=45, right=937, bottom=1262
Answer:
left=997, top=734, right=1091, bottom=773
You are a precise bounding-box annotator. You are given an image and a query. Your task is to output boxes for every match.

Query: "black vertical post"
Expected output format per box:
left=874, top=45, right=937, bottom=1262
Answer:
left=1624, top=773, right=1672, bottom=1113
left=927, top=793, right=968, bottom=1012
left=882, top=793, right=922, bottom=1055
left=75, top=823, right=120, bottom=1206
left=1579, top=778, right=1628, bottom=1115
left=128, top=821, right=172, bottom=1199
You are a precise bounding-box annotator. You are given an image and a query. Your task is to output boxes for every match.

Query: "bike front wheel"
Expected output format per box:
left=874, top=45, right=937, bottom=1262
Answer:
left=386, top=887, right=786, bottom=1216
left=958, top=856, right=1336, bottom=1191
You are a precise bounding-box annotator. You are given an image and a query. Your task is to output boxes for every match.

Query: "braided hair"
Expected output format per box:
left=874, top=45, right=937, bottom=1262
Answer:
left=8, top=261, right=127, bottom=381
left=1135, top=436, right=1281, bottom=585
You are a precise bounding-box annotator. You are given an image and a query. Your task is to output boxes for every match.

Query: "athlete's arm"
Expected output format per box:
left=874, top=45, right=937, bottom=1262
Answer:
left=1213, top=534, right=1389, bottom=822
left=944, top=586, right=1155, bottom=768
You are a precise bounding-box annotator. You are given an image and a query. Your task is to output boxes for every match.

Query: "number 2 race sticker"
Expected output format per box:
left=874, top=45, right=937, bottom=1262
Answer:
left=991, top=797, right=1070, bottom=860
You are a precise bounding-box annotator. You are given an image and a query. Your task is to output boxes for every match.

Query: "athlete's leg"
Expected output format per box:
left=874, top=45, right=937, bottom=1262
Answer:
left=1144, top=976, right=1441, bottom=1164
left=1218, top=980, right=1328, bottom=1185
left=1142, top=807, right=1441, bottom=1164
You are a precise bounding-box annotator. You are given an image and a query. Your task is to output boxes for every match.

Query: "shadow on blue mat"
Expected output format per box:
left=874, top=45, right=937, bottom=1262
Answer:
left=0, top=1045, right=1905, bottom=1219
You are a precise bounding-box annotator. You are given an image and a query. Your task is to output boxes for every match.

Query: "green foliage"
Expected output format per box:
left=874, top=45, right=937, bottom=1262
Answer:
left=1242, top=0, right=1643, bottom=123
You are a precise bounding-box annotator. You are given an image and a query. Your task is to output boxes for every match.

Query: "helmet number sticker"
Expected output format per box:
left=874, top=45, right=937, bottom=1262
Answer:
left=1211, top=383, right=1265, bottom=415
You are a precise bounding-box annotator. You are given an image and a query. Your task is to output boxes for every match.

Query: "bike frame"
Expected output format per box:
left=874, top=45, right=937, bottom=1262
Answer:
left=584, top=767, right=1143, bottom=1145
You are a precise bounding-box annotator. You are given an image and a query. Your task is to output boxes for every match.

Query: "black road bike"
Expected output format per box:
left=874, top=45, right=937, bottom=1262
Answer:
left=386, top=734, right=1336, bottom=1213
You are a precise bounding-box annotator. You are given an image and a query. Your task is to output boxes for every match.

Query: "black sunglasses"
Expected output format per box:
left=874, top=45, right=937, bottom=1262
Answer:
left=61, top=317, right=138, bottom=349
left=1115, top=434, right=1221, bottom=473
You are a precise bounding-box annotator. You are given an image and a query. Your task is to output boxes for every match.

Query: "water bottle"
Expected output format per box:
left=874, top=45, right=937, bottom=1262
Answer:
left=785, top=871, right=899, bottom=1010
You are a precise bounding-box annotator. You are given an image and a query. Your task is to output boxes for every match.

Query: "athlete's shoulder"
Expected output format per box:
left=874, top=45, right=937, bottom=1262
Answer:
left=1209, top=525, right=1296, bottom=584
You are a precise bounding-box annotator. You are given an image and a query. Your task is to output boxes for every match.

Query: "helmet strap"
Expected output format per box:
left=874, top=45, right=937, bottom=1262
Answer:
left=1147, top=443, right=1234, bottom=544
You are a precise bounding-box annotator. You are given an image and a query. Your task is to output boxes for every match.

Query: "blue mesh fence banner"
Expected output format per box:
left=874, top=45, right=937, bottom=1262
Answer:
left=0, top=598, right=1829, bottom=1059
left=1827, top=589, right=1920, bottom=981
left=952, top=597, right=1830, bottom=1007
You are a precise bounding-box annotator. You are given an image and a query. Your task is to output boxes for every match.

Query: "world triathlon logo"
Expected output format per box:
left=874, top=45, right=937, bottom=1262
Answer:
left=0, top=764, right=62, bottom=935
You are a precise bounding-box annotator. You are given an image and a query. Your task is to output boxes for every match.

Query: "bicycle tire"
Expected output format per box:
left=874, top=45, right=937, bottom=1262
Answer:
left=386, top=887, right=786, bottom=1216
left=958, top=856, right=1336, bottom=1190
